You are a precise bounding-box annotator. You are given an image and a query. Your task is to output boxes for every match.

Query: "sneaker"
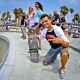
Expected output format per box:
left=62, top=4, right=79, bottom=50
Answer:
left=38, top=47, right=42, bottom=50
left=43, top=61, right=48, bottom=66
left=28, top=51, right=30, bottom=53
left=58, top=68, right=65, bottom=79
left=60, top=68, right=65, bottom=74
left=6, top=27, right=8, bottom=30
left=23, top=36, right=26, bottom=39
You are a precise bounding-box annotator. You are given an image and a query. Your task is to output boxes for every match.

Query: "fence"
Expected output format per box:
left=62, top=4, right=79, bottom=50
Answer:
left=64, top=23, right=80, bottom=38
left=0, top=22, right=80, bottom=38
left=0, top=23, right=20, bottom=32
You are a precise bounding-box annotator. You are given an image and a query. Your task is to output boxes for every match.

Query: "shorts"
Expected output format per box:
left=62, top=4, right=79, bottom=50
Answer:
left=43, top=46, right=69, bottom=65
left=32, top=23, right=44, bottom=30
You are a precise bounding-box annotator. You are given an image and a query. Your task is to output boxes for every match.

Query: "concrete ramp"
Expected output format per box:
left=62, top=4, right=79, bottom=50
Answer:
left=0, top=32, right=80, bottom=80
left=0, top=36, right=9, bottom=68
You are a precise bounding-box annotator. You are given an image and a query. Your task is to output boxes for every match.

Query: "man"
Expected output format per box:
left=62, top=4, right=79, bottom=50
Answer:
left=52, top=10, right=60, bottom=26
left=5, top=19, right=11, bottom=30
left=60, top=13, right=66, bottom=30
left=19, top=12, right=26, bottom=39
left=39, top=14, right=69, bottom=76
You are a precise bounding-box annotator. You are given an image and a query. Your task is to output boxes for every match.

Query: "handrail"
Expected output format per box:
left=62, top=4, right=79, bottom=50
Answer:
left=64, top=30, right=80, bottom=35
left=0, top=23, right=80, bottom=33
left=0, top=24, right=16, bottom=26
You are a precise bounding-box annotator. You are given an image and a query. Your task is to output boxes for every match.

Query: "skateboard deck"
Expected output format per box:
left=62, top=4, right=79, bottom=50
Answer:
left=28, top=28, right=39, bottom=63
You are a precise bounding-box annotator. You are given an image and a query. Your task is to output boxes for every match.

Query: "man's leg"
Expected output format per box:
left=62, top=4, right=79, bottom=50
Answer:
left=60, top=52, right=69, bottom=69
left=20, top=26, right=26, bottom=38
left=59, top=48, right=69, bottom=79
left=6, top=25, right=8, bottom=30
left=38, top=38, right=41, bottom=49
left=59, top=48, right=69, bottom=74
left=20, top=25, right=24, bottom=36
left=36, top=27, right=41, bottom=50
left=43, top=47, right=61, bottom=66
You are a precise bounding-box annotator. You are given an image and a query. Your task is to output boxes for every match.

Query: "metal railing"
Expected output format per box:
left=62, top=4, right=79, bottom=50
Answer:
left=64, top=23, right=80, bottom=38
left=0, top=23, right=20, bottom=32
left=0, top=22, right=80, bottom=36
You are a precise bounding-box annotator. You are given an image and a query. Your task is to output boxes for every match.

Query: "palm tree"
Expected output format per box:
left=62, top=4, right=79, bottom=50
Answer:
left=60, top=5, right=69, bottom=16
left=72, top=18, right=75, bottom=23
left=1, top=11, right=11, bottom=20
left=13, top=8, right=19, bottom=19
left=2, top=12, right=6, bottom=20
left=49, top=13, right=52, bottom=18
left=18, top=8, right=23, bottom=13
left=78, top=17, right=80, bottom=23
left=6, top=11, right=11, bottom=20
left=72, top=13, right=79, bottom=23
left=69, top=8, right=74, bottom=15
left=13, top=8, right=23, bottom=19
left=1, top=18, right=3, bottom=21
left=0, top=11, right=1, bottom=19
left=69, top=8, right=74, bottom=22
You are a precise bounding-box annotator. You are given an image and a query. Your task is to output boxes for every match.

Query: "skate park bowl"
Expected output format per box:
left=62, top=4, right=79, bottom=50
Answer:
left=0, top=34, right=16, bottom=80
left=0, top=36, right=9, bottom=69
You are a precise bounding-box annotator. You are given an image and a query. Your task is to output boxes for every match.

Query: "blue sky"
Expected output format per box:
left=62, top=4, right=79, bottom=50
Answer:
left=0, top=0, right=80, bottom=22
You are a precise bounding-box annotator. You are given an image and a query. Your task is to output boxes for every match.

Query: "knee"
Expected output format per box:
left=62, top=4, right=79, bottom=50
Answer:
left=61, top=52, right=69, bottom=57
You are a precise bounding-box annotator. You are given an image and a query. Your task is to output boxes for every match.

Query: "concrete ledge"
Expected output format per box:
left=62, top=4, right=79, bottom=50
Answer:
left=0, top=35, right=9, bottom=68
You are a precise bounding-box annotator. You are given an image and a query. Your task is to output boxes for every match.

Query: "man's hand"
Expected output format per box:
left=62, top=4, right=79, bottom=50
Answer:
left=33, top=26, right=38, bottom=32
left=33, top=26, right=41, bottom=35
left=48, top=38, right=61, bottom=44
left=47, top=35, right=56, bottom=39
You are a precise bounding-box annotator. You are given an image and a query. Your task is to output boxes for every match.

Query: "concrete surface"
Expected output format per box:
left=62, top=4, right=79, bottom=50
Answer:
left=68, top=37, right=80, bottom=52
left=0, top=36, right=9, bottom=65
left=0, top=32, right=80, bottom=80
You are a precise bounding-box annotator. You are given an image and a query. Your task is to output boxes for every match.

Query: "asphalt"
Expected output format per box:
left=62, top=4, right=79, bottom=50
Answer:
left=0, top=32, right=80, bottom=80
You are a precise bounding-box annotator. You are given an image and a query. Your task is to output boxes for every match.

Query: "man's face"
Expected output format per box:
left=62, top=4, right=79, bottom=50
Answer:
left=53, top=11, right=57, bottom=16
left=35, top=3, right=39, bottom=9
left=41, top=17, right=52, bottom=28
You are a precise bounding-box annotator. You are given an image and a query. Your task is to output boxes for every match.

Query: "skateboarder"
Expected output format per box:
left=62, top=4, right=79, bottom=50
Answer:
left=19, top=12, right=26, bottom=39
left=39, top=14, right=69, bottom=78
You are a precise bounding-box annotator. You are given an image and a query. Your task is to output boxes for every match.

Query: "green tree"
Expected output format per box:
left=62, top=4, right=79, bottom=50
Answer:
left=69, top=8, right=74, bottom=22
left=49, top=13, right=52, bottom=18
left=69, top=8, right=74, bottom=15
left=60, top=5, right=69, bottom=16
left=13, top=8, right=23, bottom=19
left=13, top=8, right=19, bottom=19
left=78, top=17, right=80, bottom=23
left=72, top=18, right=75, bottom=23
left=2, top=12, right=6, bottom=19
left=6, top=11, right=11, bottom=20
left=72, top=13, right=79, bottom=23
left=1, top=11, right=11, bottom=21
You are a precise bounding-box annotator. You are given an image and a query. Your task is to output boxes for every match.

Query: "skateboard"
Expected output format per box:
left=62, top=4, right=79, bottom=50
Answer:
left=28, top=28, right=39, bottom=63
